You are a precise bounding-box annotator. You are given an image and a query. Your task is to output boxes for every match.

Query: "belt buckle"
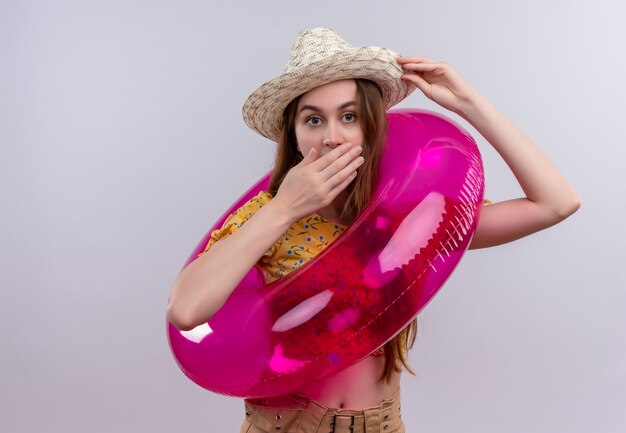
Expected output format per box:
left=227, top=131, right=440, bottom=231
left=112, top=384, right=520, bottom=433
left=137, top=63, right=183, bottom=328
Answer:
left=331, top=413, right=355, bottom=432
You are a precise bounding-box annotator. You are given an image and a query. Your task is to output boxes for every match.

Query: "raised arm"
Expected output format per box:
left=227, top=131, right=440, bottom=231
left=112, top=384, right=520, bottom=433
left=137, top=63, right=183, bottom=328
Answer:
left=397, top=56, right=581, bottom=249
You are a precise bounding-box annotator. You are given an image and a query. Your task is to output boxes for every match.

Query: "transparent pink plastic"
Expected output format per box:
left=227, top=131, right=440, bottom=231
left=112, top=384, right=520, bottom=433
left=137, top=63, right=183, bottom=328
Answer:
left=167, top=109, right=485, bottom=398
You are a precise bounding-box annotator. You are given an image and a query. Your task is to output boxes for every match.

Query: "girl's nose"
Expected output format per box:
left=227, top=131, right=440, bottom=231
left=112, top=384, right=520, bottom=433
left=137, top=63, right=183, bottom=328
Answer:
left=323, top=137, right=340, bottom=148
left=323, top=123, right=342, bottom=148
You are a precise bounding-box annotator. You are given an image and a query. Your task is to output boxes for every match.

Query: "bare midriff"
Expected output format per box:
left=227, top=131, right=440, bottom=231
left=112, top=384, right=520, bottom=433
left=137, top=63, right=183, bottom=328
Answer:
left=291, top=354, right=401, bottom=410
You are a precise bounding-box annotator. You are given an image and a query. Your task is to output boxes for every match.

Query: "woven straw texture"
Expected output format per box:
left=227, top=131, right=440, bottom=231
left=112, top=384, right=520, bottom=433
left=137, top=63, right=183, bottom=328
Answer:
left=242, top=28, right=417, bottom=141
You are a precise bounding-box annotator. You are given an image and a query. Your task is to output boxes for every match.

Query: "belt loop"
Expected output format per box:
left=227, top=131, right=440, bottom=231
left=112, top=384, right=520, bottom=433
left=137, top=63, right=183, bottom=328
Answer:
left=296, top=399, right=327, bottom=433
left=362, top=407, right=380, bottom=433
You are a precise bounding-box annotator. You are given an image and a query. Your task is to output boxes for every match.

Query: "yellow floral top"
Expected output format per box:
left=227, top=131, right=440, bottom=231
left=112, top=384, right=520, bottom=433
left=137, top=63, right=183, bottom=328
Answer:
left=198, top=191, right=493, bottom=357
left=197, top=191, right=348, bottom=283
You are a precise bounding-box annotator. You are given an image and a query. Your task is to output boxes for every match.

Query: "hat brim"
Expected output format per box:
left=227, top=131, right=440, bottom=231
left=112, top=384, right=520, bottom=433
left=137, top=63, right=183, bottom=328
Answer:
left=242, top=46, right=417, bottom=142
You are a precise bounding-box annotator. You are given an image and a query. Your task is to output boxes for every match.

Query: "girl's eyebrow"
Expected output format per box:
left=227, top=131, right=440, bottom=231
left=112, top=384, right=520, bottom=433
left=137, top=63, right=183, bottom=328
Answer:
left=298, top=101, right=357, bottom=114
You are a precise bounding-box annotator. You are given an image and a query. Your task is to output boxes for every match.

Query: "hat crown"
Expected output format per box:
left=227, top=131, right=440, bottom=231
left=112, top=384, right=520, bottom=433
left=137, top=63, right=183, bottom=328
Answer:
left=284, top=28, right=354, bottom=73
left=242, top=28, right=417, bottom=141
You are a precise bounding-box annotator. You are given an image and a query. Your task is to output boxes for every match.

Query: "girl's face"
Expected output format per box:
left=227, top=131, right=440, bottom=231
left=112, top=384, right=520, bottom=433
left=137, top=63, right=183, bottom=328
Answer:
left=294, top=79, right=364, bottom=159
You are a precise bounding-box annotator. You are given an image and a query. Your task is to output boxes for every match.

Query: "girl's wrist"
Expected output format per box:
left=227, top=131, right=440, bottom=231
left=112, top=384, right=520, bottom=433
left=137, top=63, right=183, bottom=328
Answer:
left=456, top=91, right=490, bottom=123
left=263, top=198, right=299, bottom=229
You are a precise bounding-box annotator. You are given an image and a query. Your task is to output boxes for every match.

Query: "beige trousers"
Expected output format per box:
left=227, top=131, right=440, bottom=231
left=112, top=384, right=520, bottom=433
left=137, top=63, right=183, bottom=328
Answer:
left=239, top=387, right=404, bottom=433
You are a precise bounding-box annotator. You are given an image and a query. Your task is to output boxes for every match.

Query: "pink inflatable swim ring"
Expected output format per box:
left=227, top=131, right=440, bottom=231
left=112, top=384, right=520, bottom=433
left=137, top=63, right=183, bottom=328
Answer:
left=167, top=109, right=486, bottom=398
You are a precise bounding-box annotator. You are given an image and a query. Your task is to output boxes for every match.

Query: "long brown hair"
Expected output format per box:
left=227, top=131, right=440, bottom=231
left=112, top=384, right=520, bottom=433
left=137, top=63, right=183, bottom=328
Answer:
left=268, top=78, right=418, bottom=384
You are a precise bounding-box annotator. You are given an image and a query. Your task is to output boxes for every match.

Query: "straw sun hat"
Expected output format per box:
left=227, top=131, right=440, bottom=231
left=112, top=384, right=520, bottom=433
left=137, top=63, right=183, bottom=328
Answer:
left=242, top=27, right=417, bottom=142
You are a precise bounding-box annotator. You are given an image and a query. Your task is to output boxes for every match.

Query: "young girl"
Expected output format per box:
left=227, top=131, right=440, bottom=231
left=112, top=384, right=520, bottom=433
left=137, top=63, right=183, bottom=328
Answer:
left=167, top=28, right=580, bottom=433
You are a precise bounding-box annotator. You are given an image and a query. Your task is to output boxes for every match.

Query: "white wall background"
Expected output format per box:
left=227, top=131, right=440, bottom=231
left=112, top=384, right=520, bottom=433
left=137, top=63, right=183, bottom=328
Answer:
left=1, top=1, right=624, bottom=432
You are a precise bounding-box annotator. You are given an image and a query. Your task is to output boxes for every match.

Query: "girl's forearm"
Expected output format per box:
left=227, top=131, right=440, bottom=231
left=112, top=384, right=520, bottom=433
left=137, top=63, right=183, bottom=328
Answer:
left=458, top=94, right=581, bottom=217
left=167, top=199, right=293, bottom=331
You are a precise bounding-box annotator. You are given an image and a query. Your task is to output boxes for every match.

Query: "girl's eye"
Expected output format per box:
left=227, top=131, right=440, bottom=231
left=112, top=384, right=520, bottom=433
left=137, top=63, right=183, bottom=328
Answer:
left=306, top=116, right=322, bottom=126
left=343, top=113, right=357, bottom=122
